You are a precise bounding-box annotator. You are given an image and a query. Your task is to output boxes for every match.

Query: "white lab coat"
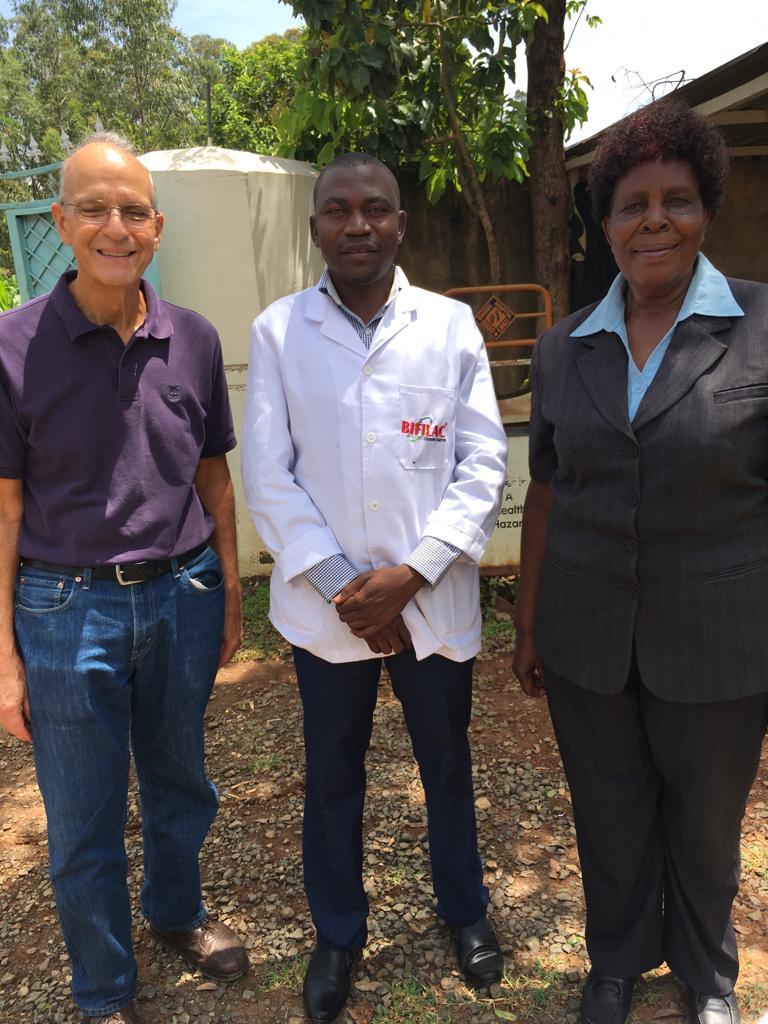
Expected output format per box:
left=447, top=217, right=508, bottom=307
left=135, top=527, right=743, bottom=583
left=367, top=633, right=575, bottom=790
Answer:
left=241, top=273, right=507, bottom=663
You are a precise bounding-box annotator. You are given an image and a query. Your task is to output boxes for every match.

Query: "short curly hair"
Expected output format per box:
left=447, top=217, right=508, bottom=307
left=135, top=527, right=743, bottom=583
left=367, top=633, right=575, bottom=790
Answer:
left=588, top=99, right=729, bottom=222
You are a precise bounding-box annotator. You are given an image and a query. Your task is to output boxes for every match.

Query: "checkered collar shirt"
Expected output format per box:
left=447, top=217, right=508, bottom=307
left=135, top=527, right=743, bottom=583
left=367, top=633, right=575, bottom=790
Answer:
left=318, top=266, right=402, bottom=349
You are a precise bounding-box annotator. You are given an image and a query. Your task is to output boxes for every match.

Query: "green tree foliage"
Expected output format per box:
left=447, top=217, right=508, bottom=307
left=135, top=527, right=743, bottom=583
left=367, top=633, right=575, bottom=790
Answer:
left=277, top=0, right=593, bottom=282
left=208, top=30, right=304, bottom=153
left=60, top=0, right=198, bottom=149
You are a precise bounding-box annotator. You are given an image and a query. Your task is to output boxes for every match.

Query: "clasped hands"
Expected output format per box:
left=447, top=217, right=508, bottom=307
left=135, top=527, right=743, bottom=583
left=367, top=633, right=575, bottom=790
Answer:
left=333, top=565, right=425, bottom=655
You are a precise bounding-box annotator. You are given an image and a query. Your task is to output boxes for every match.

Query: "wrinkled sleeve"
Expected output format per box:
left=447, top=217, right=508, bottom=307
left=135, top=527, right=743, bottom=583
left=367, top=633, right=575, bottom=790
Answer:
left=241, top=317, right=346, bottom=582
left=0, top=366, right=25, bottom=479
left=419, top=305, right=507, bottom=563
left=528, top=335, right=558, bottom=484
left=201, top=333, right=236, bottom=458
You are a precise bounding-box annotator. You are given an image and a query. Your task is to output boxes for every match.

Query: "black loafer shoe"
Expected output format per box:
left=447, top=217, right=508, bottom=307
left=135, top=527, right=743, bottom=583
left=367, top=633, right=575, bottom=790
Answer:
left=687, top=988, right=741, bottom=1024
left=451, top=916, right=503, bottom=988
left=303, top=942, right=355, bottom=1022
left=581, top=973, right=636, bottom=1024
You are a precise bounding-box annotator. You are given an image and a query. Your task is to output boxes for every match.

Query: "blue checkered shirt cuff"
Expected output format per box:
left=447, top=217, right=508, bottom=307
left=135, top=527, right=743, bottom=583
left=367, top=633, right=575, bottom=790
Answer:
left=305, top=538, right=460, bottom=602
left=404, top=537, right=461, bottom=587
left=305, top=554, right=360, bottom=602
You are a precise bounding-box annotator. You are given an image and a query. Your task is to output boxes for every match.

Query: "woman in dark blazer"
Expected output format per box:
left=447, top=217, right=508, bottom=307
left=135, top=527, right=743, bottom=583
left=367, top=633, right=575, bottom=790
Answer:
left=514, top=99, right=768, bottom=1024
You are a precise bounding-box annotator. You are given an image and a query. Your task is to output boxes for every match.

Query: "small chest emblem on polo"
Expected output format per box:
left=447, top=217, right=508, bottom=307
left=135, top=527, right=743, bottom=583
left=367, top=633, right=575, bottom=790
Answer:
left=167, top=384, right=182, bottom=402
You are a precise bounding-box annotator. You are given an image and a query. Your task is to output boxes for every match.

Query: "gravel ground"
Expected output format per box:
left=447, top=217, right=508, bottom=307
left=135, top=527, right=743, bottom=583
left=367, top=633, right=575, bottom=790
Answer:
left=1, top=633, right=767, bottom=1024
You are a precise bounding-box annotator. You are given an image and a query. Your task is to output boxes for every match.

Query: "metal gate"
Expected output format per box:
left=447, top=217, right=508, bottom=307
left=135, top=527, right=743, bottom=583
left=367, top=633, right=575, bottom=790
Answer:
left=444, top=283, right=554, bottom=576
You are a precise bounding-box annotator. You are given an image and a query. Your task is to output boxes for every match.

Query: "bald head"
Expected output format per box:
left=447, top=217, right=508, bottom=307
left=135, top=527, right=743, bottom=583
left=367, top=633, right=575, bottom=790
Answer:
left=59, top=134, right=157, bottom=209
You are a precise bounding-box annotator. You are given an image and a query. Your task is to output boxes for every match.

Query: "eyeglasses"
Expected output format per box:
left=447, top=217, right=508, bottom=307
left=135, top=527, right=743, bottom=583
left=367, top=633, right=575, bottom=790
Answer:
left=61, top=200, right=157, bottom=228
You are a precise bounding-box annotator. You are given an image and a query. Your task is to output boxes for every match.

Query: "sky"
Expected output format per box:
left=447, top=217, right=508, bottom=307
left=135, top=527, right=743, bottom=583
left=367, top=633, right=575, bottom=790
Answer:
left=0, top=0, right=765, bottom=143
left=171, top=0, right=768, bottom=144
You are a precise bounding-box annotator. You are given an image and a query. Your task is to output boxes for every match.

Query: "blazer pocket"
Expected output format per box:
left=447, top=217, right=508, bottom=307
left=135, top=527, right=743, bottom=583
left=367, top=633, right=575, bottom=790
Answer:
left=703, top=554, right=768, bottom=582
left=398, top=384, right=457, bottom=470
left=713, top=384, right=768, bottom=404
left=546, top=549, right=581, bottom=573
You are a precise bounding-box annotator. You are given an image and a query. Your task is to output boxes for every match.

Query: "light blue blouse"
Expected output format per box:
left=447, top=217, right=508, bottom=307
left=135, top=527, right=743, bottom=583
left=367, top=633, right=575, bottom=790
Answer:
left=570, top=253, right=744, bottom=420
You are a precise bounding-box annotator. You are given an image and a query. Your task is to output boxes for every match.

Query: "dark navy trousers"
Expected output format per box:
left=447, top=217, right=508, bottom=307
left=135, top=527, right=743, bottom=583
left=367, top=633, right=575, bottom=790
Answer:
left=293, top=646, right=489, bottom=950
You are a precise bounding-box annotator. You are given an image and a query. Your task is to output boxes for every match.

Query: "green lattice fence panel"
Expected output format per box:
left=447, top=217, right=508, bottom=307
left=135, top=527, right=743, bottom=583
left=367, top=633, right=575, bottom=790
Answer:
left=7, top=201, right=75, bottom=301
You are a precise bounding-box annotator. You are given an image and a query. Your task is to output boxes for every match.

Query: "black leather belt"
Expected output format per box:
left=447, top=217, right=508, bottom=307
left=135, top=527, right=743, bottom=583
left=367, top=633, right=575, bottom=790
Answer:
left=20, top=542, right=209, bottom=586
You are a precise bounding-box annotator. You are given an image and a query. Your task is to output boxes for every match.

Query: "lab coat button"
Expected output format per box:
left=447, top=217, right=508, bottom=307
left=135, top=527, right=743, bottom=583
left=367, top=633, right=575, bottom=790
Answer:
left=363, top=365, right=373, bottom=376
left=366, top=432, right=377, bottom=443
left=369, top=500, right=381, bottom=511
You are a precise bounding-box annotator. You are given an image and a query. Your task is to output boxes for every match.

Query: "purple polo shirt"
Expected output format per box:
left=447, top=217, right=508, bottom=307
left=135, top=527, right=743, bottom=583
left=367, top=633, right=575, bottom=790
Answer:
left=0, top=271, right=235, bottom=564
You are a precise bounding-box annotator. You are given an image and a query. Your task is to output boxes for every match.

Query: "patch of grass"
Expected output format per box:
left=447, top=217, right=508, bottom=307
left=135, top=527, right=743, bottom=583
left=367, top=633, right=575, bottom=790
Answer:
left=257, top=955, right=307, bottom=993
left=497, top=962, right=565, bottom=1016
left=250, top=752, right=279, bottom=774
left=234, top=576, right=290, bottom=662
left=480, top=575, right=517, bottom=643
left=738, top=979, right=768, bottom=1013
left=373, top=975, right=439, bottom=1024
left=482, top=616, right=515, bottom=642
left=380, top=862, right=425, bottom=888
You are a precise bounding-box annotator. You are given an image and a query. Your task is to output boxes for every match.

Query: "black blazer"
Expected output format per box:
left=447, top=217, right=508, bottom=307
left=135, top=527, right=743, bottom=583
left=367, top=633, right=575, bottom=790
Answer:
left=530, top=276, right=768, bottom=703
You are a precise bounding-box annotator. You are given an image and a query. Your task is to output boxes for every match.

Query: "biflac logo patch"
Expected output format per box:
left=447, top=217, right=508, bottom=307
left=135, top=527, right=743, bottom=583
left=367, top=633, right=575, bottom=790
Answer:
left=401, top=416, right=449, bottom=442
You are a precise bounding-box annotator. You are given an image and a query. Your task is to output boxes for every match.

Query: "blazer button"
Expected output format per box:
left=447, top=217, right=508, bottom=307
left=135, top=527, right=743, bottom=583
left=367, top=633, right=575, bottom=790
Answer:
left=625, top=582, right=640, bottom=598
left=624, top=538, right=639, bottom=553
left=623, top=491, right=638, bottom=508
left=625, top=442, right=639, bottom=459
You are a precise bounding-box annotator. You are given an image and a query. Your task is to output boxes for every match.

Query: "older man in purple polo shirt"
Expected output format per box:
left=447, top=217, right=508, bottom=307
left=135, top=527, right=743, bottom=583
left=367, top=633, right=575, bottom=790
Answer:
left=0, top=134, right=248, bottom=1023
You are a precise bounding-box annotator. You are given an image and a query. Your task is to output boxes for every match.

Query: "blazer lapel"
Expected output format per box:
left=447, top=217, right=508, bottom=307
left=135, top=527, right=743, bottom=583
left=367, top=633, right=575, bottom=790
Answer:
left=576, top=330, right=636, bottom=441
left=632, top=315, right=731, bottom=431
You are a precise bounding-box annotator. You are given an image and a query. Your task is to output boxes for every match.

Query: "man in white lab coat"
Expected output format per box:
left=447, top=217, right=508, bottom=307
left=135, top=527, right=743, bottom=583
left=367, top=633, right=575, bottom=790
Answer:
left=242, top=153, right=507, bottom=1023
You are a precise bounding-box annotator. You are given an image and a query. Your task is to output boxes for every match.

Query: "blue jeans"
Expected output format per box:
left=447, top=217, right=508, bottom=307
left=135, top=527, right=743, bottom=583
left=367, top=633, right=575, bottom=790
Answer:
left=14, top=545, right=225, bottom=1016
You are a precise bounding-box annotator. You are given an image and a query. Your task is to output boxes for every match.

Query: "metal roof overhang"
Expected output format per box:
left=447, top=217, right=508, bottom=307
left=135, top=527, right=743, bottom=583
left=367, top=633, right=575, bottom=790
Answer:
left=565, top=41, right=768, bottom=171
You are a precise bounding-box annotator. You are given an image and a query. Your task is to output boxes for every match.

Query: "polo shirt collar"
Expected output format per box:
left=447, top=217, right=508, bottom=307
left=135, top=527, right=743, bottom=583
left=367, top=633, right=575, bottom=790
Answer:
left=571, top=252, right=744, bottom=339
left=50, top=270, right=174, bottom=342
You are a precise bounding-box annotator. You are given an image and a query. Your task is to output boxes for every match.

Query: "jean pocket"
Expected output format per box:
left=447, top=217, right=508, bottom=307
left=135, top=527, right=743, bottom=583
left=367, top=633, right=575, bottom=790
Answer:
left=181, top=548, right=224, bottom=594
left=16, top=571, right=78, bottom=614
left=398, top=384, right=457, bottom=470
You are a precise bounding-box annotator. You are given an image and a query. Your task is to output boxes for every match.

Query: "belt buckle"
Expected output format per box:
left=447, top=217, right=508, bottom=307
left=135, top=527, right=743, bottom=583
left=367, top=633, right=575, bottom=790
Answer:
left=115, top=563, right=141, bottom=586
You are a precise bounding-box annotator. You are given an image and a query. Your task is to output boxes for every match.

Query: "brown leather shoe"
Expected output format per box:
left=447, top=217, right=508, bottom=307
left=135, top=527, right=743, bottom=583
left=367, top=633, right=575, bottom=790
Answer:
left=84, top=1002, right=141, bottom=1023
left=150, top=914, right=249, bottom=981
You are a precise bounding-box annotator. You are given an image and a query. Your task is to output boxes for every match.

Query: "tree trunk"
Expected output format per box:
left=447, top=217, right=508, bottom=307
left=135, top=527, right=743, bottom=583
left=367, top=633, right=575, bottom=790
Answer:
left=526, top=0, right=571, bottom=320
left=434, top=0, right=501, bottom=282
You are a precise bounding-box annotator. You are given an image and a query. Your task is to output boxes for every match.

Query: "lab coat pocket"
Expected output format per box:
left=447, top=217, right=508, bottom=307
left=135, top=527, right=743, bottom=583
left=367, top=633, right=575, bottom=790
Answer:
left=398, top=384, right=457, bottom=470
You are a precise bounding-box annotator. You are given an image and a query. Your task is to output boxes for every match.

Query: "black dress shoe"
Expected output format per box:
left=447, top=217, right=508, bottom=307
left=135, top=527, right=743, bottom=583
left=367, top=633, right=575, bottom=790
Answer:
left=303, top=942, right=355, bottom=1022
left=580, top=972, right=636, bottom=1024
left=687, top=988, right=741, bottom=1024
left=451, top=916, right=503, bottom=988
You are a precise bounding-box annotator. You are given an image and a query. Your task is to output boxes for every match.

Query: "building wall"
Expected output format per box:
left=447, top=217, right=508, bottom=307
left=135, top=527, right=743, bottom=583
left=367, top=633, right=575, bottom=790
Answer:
left=396, top=167, right=534, bottom=293
left=704, top=157, right=768, bottom=284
